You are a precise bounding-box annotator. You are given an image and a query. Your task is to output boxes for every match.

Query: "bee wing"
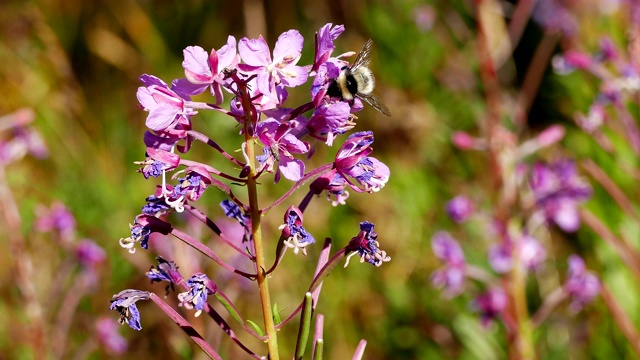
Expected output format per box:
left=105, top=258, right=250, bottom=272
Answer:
left=351, top=39, right=374, bottom=72
left=357, top=93, right=391, bottom=117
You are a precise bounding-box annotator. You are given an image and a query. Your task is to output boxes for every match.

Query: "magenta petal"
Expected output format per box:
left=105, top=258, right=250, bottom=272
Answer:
left=139, top=74, right=167, bottom=87
left=256, top=119, right=279, bottom=146
left=172, top=78, right=208, bottom=97
left=236, top=63, right=263, bottom=74
left=431, top=231, right=464, bottom=263
left=273, top=30, right=303, bottom=63
left=147, top=147, right=180, bottom=168
left=279, top=157, right=305, bottom=181
left=217, top=36, right=237, bottom=69
left=182, top=46, right=212, bottom=83
left=256, top=72, right=273, bottom=96
left=280, top=65, right=309, bottom=87
left=368, top=157, right=390, bottom=178
left=143, top=131, right=177, bottom=151
left=146, top=103, right=178, bottom=131
left=553, top=201, right=581, bottom=232
left=281, top=134, right=310, bottom=154
left=238, top=35, right=271, bottom=66
left=137, top=87, right=155, bottom=110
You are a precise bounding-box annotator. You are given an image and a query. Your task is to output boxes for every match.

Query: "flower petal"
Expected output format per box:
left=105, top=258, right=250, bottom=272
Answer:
left=279, top=157, right=305, bottom=181
left=182, top=46, right=213, bottom=83
left=238, top=35, right=271, bottom=67
left=273, top=30, right=303, bottom=63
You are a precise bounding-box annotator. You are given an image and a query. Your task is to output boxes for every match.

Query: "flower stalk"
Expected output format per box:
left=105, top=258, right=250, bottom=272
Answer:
left=240, top=77, right=280, bottom=359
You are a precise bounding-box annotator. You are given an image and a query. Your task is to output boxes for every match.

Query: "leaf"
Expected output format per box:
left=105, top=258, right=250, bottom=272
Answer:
left=246, top=320, right=264, bottom=337
left=273, top=303, right=282, bottom=325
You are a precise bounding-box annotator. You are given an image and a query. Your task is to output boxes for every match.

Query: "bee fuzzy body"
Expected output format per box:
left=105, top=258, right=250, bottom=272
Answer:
left=326, top=39, right=391, bottom=117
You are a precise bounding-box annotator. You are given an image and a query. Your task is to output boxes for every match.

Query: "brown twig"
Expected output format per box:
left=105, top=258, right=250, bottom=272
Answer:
left=601, top=285, right=640, bottom=356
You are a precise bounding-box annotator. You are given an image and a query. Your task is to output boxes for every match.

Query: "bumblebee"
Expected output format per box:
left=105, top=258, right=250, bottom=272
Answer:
left=327, top=39, right=391, bottom=117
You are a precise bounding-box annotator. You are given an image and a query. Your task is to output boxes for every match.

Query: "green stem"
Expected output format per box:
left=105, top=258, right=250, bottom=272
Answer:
left=511, top=254, right=534, bottom=359
left=240, top=81, right=279, bottom=359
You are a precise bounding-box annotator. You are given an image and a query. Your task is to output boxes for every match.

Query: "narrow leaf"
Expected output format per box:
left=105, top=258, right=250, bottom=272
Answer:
left=273, top=302, right=282, bottom=325
left=214, top=293, right=243, bottom=325
left=246, top=320, right=264, bottom=337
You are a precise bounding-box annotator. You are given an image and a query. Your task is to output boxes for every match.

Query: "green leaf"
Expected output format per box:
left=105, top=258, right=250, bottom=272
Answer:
left=214, top=293, right=243, bottom=325
left=246, top=320, right=264, bottom=338
left=273, top=303, right=282, bottom=325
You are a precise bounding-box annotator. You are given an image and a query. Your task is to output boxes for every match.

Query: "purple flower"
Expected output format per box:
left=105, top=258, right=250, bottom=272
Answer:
left=95, top=317, right=128, bottom=355
left=310, top=171, right=350, bottom=206
left=596, top=37, right=619, bottom=63
left=177, top=36, right=239, bottom=104
left=473, top=287, right=507, bottom=327
left=307, top=101, right=353, bottom=146
left=256, top=118, right=310, bottom=182
left=333, top=131, right=390, bottom=193
left=564, top=255, right=600, bottom=311
left=532, top=0, right=577, bottom=36
left=137, top=74, right=197, bottom=132
left=576, top=103, right=605, bottom=134
left=488, top=241, right=513, bottom=274
left=136, top=131, right=182, bottom=179
left=238, top=30, right=309, bottom=99
left=431, top=231, right=465, bottom=297
left=312, top=23, right=345, bottom=72
left=530, top=160, right=592, bottom=232
left=279, top=206, right=315, bottom=255
left=119, top=215, right=172, bottom=254
left=344, top=157, right=390, bottom=192
left=413, top=5, right=436, bottom=32
left=172, top=165, right=215, bottom=202
left=489, top=234, right=546, bottom=273
left=35, top=201, right=76, bottom=240
left=147, top=257, right=183, bottom=295
left=334, top=131, right=374, bottom=169
left=109, top=289, right=150, bottom=331
left=345, top=221, right=391, bottom=267
left=137, top=158, right=169, bottom=179
left=141, top=194, right=171, bottom=216
left=535, top=125, right=566, bottom=147
left=0, top=108, right=48, bottom=164
left=75, top=239, right=106, bottom=268
left=177, top=273, right=217, bottom=317
left=445, top=195, right=474, bottom=223
left=520, top=235, right=546, bottom=270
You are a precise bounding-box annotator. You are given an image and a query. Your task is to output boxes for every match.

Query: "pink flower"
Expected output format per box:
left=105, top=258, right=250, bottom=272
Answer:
left=177, top=36, right=239, bottom=104
left=137, top=75, right=197, bottom=132
left=530, top=160, right=592, bottom=232
left=256, top=118, right=310, bottom=182
left=238, top=30, right=309, bottom=99
left=564, top=255, right=600, bottom=311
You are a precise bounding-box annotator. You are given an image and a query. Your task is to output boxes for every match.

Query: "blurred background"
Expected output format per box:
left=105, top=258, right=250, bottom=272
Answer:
left=1, top=0, right=639, bottom=359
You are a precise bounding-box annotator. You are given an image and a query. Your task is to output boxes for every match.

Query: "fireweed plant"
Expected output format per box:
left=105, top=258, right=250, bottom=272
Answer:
left=110, top=24, right=391, bottom=359
left=435, top=126, right=605, bottom=359
left=0, top=109, right=119, bottom=357
left=430, top=3, right=640, bottom=357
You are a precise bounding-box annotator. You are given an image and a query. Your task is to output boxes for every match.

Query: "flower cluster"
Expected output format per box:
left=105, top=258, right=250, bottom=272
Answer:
left=554, top=37, right=640, bottom=153
left=432, top=122, right=597, bottom=328
left=111, top=24, right=391, bottom=359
